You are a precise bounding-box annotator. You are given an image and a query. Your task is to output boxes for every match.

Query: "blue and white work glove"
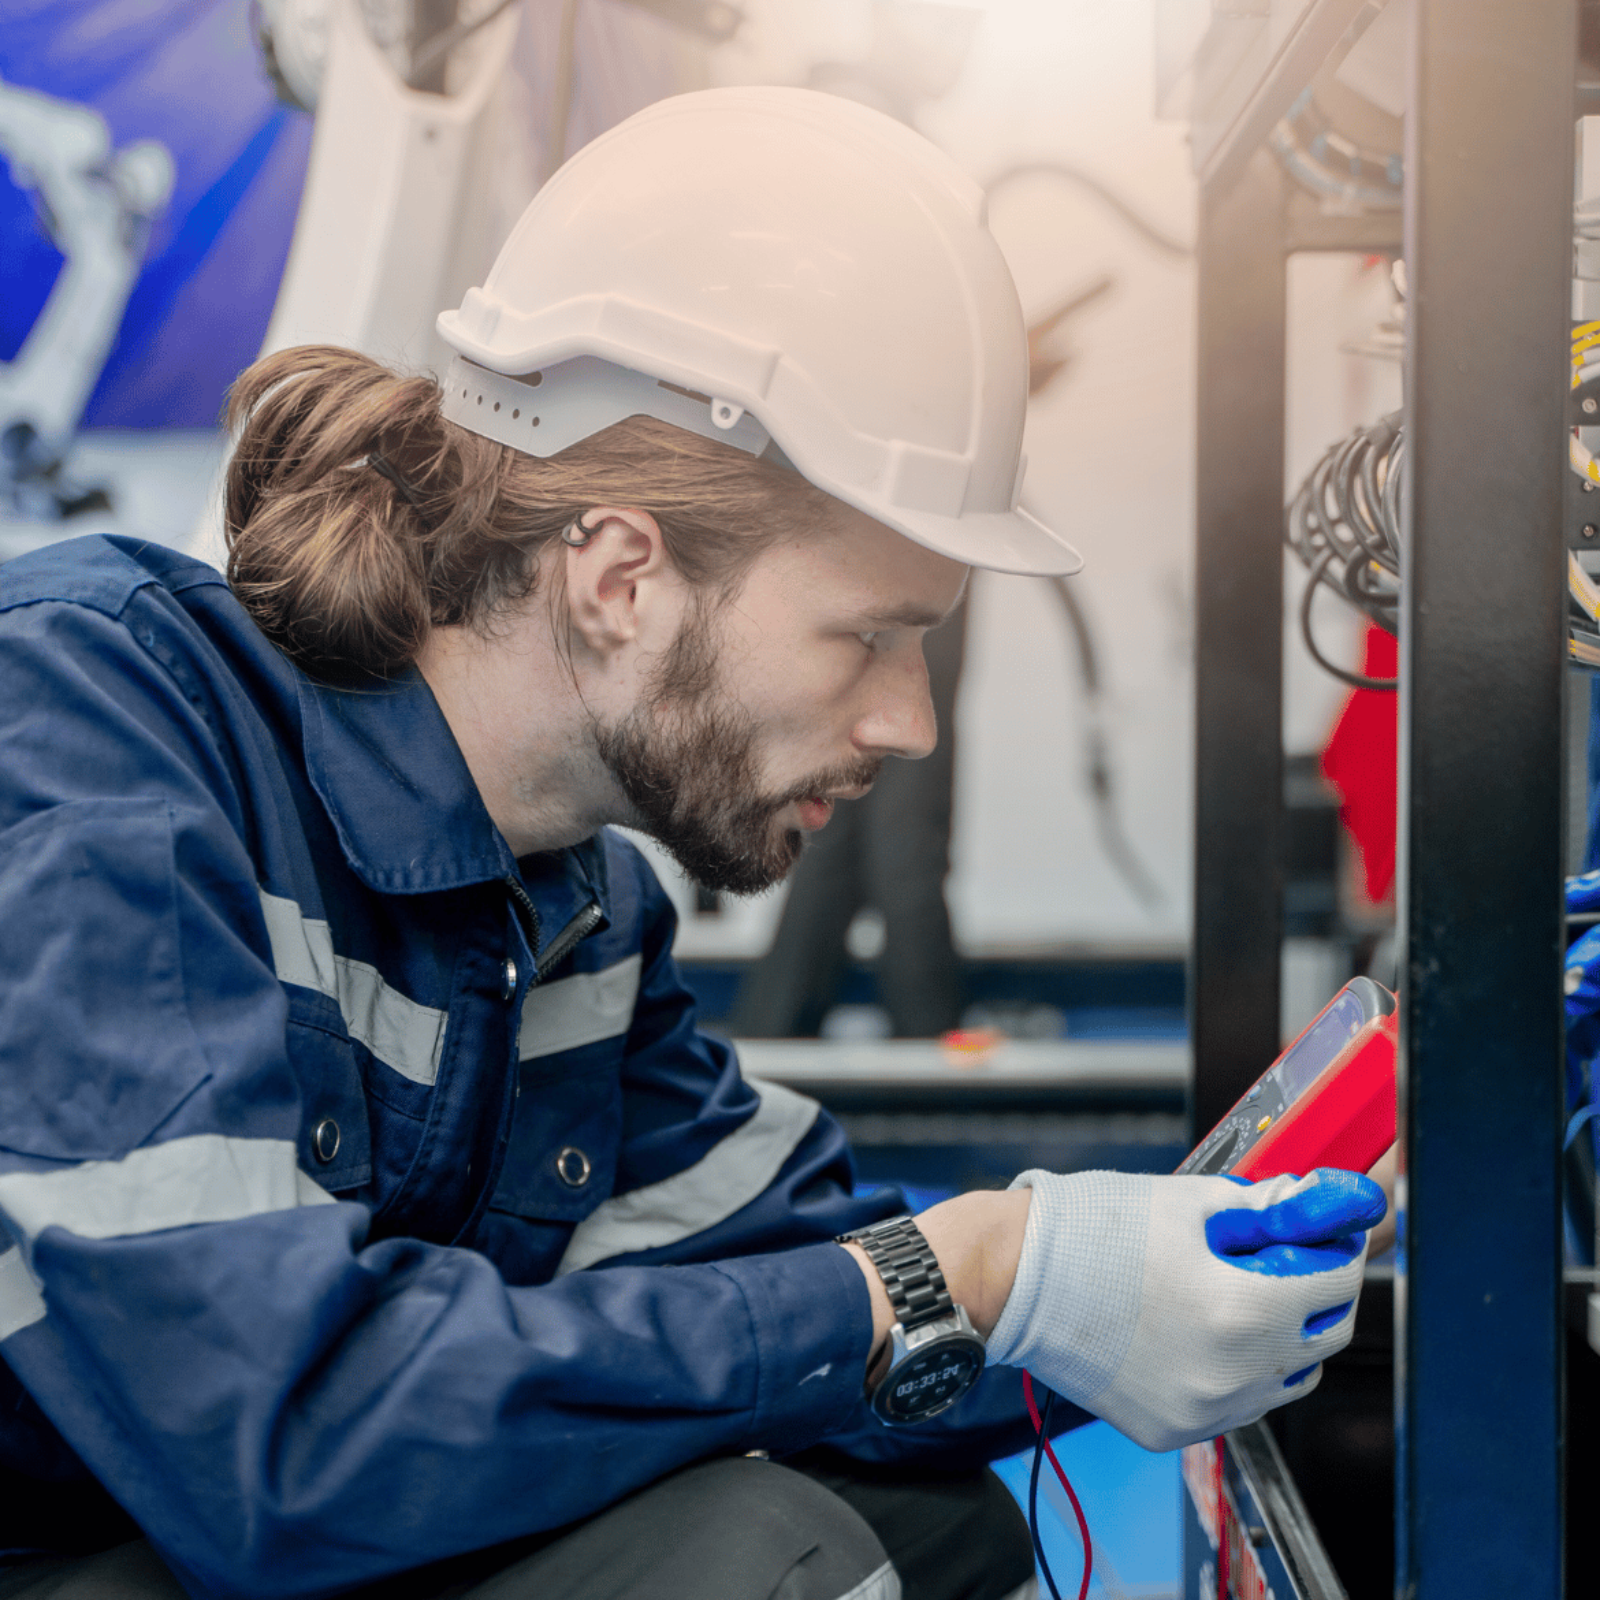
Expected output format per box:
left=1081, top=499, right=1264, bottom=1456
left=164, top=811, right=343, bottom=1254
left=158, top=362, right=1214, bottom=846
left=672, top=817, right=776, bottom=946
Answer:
left=984, top=1168, right=1387, bottom=1452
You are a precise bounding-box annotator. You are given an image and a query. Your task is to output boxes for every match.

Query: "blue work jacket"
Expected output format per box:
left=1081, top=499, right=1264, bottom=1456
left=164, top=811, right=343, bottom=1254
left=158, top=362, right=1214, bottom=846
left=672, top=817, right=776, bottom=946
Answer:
left=0, top=537, right=1051, bottom=1598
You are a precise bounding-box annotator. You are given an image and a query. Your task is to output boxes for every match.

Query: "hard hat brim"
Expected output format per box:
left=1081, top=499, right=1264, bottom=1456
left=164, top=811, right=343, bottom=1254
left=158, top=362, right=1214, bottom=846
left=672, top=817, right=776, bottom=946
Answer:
left=849, top=497, right=1084, bottom=578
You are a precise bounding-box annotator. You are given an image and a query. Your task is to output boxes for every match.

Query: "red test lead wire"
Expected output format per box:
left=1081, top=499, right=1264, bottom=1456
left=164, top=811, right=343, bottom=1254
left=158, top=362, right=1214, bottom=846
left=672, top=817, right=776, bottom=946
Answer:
left=1023, top=1371, right=1093, bottom=1600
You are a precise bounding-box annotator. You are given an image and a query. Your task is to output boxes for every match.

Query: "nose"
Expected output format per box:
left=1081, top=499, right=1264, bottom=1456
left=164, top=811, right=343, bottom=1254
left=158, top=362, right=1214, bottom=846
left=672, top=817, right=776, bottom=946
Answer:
left=853, top=641, right=938, bottom=760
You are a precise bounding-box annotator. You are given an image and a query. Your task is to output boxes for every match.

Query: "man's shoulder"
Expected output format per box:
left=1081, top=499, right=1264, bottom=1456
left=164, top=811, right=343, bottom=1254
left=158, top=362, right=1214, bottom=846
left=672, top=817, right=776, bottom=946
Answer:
left=0, top=534, right=226, bottom=621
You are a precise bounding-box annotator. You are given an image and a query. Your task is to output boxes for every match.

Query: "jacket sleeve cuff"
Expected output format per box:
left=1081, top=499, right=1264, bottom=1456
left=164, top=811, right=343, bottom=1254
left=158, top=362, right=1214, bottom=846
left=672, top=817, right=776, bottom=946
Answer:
left=709, top=1240, right=874, bottom=1454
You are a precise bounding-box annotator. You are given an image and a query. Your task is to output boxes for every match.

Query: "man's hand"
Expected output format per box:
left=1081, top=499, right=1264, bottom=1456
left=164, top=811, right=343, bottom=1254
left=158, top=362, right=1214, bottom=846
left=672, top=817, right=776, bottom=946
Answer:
left=841, top=1168, right=1384, bottom=1450
left=981, top=1167, right=1385, bottom=1452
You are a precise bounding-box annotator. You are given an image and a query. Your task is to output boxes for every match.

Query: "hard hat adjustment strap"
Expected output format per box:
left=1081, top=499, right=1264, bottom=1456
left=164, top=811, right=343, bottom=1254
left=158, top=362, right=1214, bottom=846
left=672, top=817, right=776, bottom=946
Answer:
left=442, top=354, right=775, bottom=463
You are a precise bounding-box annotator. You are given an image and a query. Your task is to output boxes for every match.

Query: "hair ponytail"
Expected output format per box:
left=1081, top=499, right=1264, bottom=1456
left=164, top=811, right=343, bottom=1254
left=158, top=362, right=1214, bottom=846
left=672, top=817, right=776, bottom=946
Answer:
left=224, top=344, right=838, bottom=683
left=225, top=346, right=516, bottom=682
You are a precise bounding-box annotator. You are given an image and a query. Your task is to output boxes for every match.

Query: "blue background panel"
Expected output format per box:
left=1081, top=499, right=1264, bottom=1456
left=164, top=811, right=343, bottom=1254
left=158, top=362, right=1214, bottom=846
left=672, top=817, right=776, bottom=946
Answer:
left=994, top=1422, right=1181, bottom=1600
left=1, top=0, right=310, bottom=427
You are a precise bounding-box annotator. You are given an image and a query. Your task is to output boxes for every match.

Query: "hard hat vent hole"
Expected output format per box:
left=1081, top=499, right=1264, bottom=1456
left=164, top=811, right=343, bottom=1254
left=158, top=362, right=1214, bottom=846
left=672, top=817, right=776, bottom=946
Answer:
left=512, top=409, right=520, bottom=420
left=493, top=402, right=500, bottom=412
left=532, top=417, right=540, bottom=427
left=476, top=395, right=482, bottom=406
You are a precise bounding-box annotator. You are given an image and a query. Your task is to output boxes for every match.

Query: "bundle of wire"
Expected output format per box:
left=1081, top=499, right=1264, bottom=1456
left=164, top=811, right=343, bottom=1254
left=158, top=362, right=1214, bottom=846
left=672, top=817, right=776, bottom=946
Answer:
left=1023, top=1373, right=1093, bottom=1600
left=1285, top=411, right=1404, bottom=690
left=1286, top=318, right=1600, bottom=685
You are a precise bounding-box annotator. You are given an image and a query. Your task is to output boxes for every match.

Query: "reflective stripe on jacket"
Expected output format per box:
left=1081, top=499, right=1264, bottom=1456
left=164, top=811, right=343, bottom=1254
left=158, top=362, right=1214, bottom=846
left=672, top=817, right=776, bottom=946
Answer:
left=0, top=536, right=960, bottom=1596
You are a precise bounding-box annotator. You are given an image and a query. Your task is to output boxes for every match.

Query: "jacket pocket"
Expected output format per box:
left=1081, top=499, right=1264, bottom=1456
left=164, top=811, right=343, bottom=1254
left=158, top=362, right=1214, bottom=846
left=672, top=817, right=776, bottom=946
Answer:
left=0, top=799, right=216, bottom=1160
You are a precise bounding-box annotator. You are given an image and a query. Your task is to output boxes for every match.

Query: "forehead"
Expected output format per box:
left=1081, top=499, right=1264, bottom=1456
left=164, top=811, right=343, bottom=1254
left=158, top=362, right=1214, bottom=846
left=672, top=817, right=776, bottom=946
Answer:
left=754, top=500, right=969, bottom=622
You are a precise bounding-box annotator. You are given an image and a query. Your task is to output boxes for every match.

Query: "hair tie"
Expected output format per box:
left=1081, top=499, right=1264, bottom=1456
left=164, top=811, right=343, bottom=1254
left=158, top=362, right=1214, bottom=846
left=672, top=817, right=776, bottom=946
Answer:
left=369, top=451, right=423, bottom=509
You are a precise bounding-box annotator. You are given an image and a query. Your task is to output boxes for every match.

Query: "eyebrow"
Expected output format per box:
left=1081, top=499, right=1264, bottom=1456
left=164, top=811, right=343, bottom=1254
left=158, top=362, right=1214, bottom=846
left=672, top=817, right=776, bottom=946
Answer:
left=855, top=604, right=954, bottom=631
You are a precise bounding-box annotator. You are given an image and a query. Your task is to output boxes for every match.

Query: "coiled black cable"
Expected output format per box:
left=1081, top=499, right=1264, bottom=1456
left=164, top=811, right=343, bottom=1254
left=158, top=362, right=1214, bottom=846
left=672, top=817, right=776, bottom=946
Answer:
left=1286, top=411, right=1402, bottom=691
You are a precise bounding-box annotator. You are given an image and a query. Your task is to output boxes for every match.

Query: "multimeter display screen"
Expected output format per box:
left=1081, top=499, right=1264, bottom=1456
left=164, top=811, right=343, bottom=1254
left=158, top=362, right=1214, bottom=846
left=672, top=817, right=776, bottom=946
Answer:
left=1274, top=986, right=1369, bottom=1101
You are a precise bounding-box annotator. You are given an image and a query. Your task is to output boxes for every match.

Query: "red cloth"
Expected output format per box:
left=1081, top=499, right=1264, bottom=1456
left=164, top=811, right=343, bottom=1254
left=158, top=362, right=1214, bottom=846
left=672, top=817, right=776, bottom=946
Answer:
left=1320, top=624, right=1398, bottom=905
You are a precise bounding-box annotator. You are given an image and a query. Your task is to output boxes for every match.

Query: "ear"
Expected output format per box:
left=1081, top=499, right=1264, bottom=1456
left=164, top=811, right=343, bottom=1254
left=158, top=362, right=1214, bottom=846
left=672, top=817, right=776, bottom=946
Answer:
left=562, top=507, right=671, bottom=658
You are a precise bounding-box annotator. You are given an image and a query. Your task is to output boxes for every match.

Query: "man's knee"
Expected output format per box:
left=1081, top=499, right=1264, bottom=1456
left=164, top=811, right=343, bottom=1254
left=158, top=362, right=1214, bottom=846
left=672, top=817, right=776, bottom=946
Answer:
left=684, top=1459, right=897, bottom=1600
left=782, top=1454, right=1035, bottom=1600
left=469, top=1457, right=896, bottom=1600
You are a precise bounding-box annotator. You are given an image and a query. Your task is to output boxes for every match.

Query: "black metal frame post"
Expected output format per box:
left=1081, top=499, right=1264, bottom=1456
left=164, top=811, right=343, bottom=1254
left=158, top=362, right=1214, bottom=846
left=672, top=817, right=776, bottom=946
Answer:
left=1191, top=150, right=1289, bottom=1140
left=1396, top=1, right=1574, bottom=1592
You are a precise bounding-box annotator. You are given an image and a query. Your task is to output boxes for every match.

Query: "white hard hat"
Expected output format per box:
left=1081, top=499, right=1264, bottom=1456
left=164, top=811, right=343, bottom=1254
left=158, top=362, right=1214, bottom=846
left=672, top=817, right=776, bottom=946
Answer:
left=437, top=86, right=1082, bottom=577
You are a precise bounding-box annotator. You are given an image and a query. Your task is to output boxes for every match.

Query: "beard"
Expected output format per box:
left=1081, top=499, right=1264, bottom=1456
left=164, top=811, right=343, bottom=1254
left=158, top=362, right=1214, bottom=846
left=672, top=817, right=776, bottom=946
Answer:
left=594, top=600, right=881, bottom=896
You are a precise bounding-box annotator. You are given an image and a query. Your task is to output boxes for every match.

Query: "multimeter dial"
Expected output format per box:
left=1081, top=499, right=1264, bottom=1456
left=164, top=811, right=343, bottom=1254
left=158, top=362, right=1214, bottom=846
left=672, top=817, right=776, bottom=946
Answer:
left=1184, top=1076, right=1291, bottom=1176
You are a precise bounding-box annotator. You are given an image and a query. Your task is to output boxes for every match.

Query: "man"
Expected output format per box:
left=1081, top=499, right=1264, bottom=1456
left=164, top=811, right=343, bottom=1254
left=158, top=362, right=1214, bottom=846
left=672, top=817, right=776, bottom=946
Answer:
left=0, top=89, right=1383, bottom=1599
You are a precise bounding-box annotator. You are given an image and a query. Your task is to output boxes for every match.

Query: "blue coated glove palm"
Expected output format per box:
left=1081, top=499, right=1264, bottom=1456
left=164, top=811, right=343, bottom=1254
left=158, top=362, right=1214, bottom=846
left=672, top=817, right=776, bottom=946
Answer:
left=985, top=1167, right=1386, bottom=1453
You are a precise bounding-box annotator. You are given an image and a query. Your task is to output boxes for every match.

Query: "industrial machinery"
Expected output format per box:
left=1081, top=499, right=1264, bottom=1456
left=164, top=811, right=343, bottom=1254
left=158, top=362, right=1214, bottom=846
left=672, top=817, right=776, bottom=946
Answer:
left=1284, top=122, right=1600, bottom=685
left=1166, top=0, right=1598, bottom=1596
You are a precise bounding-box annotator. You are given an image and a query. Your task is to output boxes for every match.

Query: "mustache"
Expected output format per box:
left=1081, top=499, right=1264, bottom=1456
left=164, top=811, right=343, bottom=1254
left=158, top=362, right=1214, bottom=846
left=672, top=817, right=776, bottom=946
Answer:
left=769, top=755, right=885, bottom=811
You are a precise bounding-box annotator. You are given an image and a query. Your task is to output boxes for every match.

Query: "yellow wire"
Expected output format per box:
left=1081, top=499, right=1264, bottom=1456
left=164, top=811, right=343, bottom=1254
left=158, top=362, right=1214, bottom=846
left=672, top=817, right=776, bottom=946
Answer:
left=1572, top=554, right=1600, bottom=622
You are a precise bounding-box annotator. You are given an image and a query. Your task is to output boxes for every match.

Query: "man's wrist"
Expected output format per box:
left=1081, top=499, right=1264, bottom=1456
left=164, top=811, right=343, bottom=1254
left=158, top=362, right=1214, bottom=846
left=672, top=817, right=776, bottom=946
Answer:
left=916, top=1189, right=1032, bottom=1337
left=840, top=1187, right=1032, bottom=1391
left=840, top=1239, right=896, bottom=1386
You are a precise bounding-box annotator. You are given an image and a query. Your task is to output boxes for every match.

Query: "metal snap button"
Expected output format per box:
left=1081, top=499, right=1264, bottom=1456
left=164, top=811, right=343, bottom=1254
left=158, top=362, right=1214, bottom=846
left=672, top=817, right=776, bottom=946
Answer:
left=555, top=1146, right=592, bottom=1188
left=500, top=958, right=518, bottom=1001
left=311, top=1119, right=341, bottom=1165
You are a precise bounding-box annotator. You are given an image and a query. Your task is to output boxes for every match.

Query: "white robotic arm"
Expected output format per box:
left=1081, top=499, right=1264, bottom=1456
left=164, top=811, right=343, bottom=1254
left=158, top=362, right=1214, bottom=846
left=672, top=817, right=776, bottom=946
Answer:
left=0, top=78, right=173, bottom=475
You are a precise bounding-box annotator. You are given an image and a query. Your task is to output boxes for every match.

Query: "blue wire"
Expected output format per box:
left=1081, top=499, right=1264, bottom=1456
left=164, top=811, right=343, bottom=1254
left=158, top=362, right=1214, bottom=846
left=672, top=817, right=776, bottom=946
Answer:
left=1565, top=1101, right=1600, bottom=1151
left=1029, top=1388, right=1064, bottom=1600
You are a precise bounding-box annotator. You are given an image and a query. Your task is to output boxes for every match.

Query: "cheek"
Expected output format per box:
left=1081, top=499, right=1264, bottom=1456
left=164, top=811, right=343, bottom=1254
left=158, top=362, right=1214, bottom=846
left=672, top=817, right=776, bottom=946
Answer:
left=779, top=662, right=866, bottom=744
left=730, top=638, right=863, bottom=730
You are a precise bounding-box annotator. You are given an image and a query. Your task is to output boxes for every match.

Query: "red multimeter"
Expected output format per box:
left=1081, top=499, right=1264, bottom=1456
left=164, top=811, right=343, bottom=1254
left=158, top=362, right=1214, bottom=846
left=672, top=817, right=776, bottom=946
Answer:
left=1178, top=975, right=1398, bottom=1180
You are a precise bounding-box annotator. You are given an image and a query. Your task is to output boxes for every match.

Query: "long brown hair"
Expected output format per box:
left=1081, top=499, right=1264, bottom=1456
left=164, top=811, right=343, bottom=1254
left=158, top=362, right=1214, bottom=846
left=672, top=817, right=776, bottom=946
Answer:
left=224, top=345, right=832, bottom=682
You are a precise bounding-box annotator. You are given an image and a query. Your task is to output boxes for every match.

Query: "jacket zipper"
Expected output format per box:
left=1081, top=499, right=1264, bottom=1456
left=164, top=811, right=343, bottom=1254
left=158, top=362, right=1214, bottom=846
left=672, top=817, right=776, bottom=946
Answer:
left=535, top=900, right=603, bottom=981
left=502, top=876, right=602, bottom=984
left=503, top=875, right=542, bottom=967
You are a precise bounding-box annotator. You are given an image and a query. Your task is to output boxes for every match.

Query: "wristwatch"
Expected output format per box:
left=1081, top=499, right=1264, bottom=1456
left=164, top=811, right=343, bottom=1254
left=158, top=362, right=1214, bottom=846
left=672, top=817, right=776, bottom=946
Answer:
left=839, top=1215, right=987, bottom=1426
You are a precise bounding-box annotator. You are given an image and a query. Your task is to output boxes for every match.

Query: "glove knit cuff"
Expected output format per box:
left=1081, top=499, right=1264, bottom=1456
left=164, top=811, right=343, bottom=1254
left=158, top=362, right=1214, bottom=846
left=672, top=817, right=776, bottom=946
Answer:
left=984, top=1168, right=1152, bottom=1410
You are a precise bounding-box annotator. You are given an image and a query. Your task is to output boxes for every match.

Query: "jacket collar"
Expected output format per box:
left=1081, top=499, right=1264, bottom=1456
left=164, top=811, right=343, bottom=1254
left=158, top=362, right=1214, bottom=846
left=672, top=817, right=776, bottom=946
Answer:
left=296, top=668, right=611, bottom=928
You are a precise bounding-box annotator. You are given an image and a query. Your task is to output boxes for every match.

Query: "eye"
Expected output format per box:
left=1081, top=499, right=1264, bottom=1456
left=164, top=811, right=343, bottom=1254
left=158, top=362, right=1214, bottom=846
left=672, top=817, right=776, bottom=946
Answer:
left=857, top=631, right=880, bottom=649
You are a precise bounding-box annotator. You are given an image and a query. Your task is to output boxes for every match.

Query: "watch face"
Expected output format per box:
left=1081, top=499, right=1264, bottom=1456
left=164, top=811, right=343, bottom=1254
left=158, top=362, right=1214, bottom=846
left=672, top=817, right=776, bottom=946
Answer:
left=874, top=1336, right=986, bottom=1426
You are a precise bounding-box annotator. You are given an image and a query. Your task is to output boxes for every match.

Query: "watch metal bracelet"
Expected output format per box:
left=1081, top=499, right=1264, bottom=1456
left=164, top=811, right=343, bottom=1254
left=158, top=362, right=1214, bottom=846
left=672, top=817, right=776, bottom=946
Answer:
left=840, top=1215, right=955, bottom=1331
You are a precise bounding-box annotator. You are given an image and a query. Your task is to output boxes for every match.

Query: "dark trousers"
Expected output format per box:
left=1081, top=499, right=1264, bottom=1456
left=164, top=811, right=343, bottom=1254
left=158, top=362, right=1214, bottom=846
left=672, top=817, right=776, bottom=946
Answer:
left=0, top=1454, right=1035, bottom=1600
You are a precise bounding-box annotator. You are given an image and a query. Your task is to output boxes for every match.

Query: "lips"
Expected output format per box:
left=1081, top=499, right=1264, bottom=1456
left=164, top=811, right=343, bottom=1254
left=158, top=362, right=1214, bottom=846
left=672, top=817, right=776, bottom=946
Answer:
left=796, top=797, right=835, bottom=831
